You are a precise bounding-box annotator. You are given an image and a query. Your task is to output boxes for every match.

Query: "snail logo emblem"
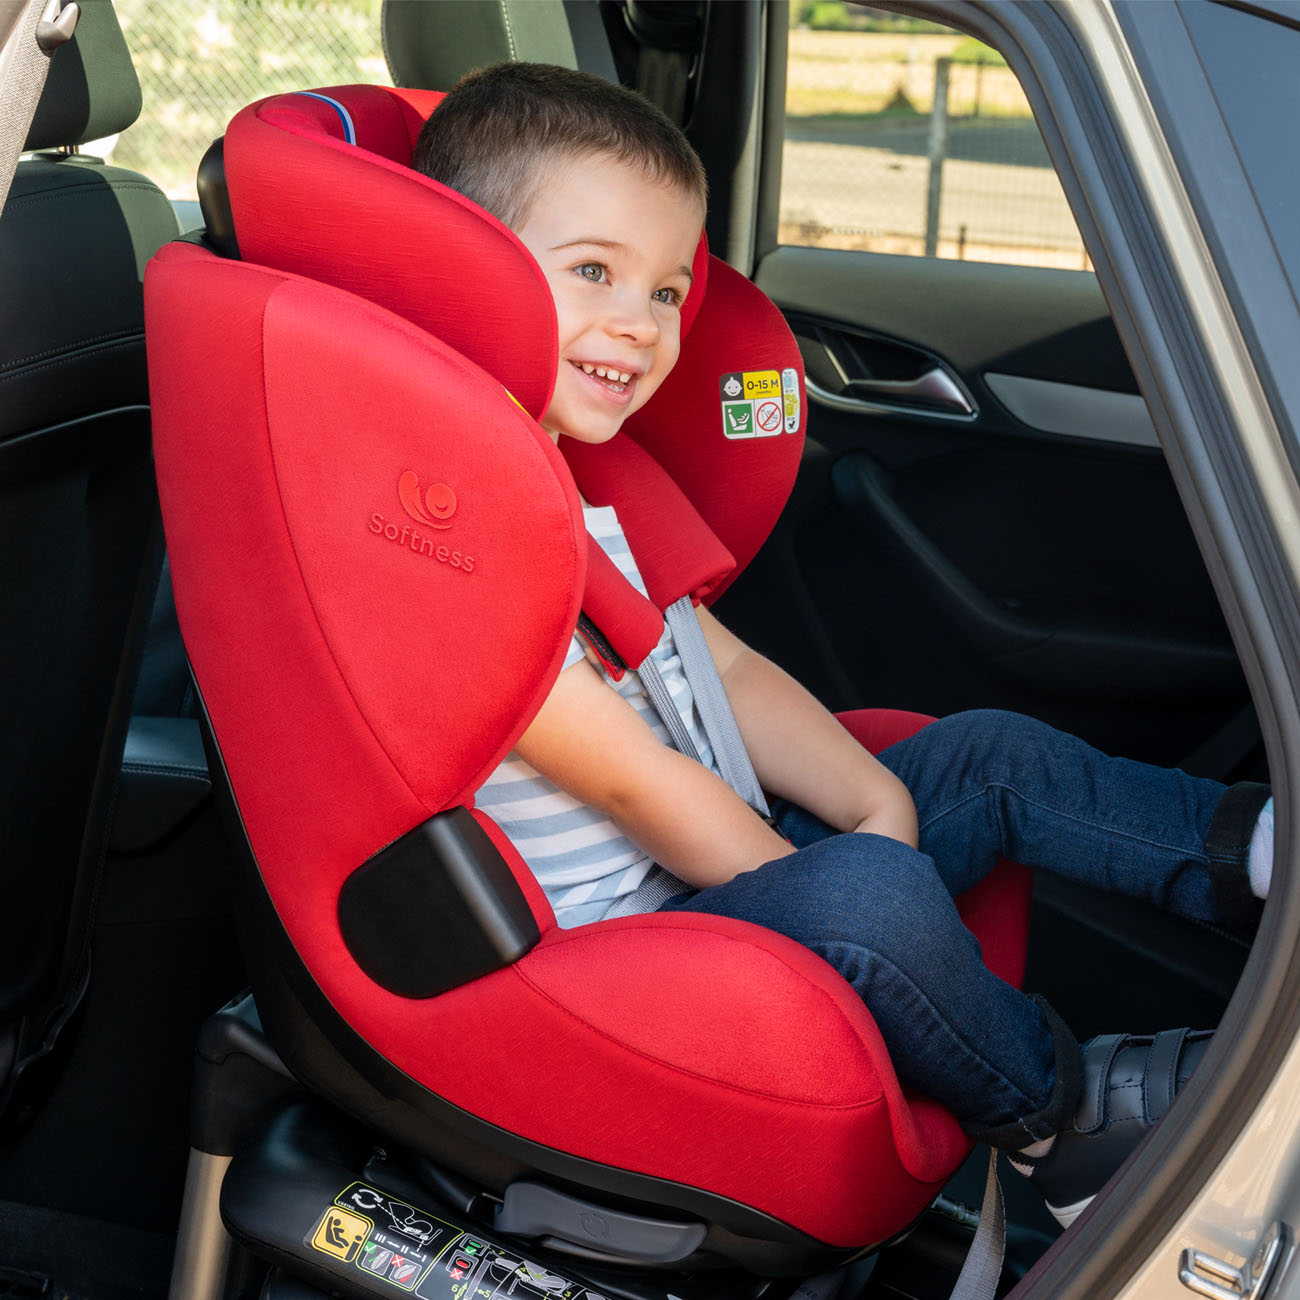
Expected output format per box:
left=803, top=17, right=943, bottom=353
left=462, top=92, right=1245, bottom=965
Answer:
left=397, top=470, right=456, bottom=530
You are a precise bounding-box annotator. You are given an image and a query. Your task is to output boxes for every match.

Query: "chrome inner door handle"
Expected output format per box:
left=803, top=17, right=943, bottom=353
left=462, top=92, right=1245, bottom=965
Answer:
left=845, top=368, right=975, bottom=417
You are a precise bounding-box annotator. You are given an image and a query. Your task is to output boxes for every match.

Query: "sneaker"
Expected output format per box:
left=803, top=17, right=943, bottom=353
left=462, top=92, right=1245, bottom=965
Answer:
left=1011, top=1028, right=1211, bottom=1227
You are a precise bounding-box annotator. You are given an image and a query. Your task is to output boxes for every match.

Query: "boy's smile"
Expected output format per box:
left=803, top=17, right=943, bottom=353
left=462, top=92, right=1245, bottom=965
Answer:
left=513, top=153, right=705, bottom=446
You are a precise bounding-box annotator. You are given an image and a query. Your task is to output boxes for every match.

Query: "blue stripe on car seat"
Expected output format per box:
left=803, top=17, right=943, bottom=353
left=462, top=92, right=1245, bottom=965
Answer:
left=294, top=91, right=356, bottom=145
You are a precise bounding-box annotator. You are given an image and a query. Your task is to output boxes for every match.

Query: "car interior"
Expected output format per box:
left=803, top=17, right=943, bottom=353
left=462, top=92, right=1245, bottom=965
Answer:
left=0, top=3, right=1268, bottom=1300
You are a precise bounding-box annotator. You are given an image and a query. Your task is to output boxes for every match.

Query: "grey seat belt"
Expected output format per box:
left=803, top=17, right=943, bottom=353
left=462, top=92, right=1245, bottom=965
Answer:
left=949, top=1150, right=1006, bottom=1300
left=639, top=596, right=770, bottom=818
left=604, top=595, right=770, bottom=919
left=0, top=0, right=79, bottom=216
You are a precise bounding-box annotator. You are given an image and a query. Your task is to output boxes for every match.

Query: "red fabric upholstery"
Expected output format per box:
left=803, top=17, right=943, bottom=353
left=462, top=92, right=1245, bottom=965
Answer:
left=222, top=86, right=557, bottom=421
left=147, top=242, right=581, bottom=908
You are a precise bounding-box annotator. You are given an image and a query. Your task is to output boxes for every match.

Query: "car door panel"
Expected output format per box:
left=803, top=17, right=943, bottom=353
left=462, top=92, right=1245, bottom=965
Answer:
left=717, top=246, right=1252, bottom=775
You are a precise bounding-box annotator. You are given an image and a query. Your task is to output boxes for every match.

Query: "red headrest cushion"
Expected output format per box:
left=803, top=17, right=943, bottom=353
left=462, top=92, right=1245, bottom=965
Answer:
left=221, top=86, right=712, bottom=424
left=223, top=85, right=558, bottom=421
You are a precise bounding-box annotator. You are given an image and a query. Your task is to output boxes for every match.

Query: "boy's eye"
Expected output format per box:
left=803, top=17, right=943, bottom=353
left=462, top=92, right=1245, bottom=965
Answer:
left=652, top=287, right=683, bottom=306
left=576, top=263, right=606, bottom=283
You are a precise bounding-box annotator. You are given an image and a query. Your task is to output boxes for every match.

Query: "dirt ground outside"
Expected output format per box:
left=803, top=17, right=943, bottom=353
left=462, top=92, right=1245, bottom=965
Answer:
left=784, top=29, right=1089, bottom=269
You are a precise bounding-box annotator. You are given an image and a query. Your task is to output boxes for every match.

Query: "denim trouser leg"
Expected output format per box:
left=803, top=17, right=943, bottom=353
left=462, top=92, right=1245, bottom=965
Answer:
left=661, top=709, right=1230, bottom=1143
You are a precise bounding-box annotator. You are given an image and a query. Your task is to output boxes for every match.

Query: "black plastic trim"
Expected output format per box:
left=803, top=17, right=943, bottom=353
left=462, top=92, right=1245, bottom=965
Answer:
left=338, top=809, right=540, bottom=998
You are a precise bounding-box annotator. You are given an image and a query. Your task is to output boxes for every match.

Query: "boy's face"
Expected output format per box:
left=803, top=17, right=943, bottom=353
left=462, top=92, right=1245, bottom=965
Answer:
left=514, top=153, right=704, bottom=447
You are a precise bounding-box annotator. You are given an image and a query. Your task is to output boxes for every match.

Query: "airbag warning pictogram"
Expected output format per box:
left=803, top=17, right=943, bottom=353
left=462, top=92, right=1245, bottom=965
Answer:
left=719, top=369, right=799, bottom=439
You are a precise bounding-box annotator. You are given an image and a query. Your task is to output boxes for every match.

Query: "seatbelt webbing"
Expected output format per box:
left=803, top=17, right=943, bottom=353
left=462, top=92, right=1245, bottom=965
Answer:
left=664, top=598, right=770, bottom=818
left=638, top=596, right=770, bottom=818
left=949, top=1150, right=1006, bottom=1300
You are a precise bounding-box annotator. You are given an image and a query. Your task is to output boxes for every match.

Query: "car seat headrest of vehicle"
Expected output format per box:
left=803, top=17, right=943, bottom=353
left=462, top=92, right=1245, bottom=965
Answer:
left=24, top=0, right=144, bottom=151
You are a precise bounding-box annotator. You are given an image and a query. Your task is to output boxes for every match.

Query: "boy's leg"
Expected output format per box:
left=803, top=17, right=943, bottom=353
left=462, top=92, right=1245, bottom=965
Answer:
left=866, top=708, right=1266, bottom=926
left=660, top=831, right=1079, bottom=1148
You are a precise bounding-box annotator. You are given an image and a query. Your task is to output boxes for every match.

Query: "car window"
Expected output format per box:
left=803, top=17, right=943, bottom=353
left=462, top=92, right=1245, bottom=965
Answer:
left=781, top=4, right=1088, bottom=270
left=99, top=0, right=391, bottom=205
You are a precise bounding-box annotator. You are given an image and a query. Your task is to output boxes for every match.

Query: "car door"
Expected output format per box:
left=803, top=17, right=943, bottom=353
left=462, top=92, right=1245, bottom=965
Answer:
left=696, top=2, right=1300, bottom=1296
left=710, top=7, right=1256, bottom=789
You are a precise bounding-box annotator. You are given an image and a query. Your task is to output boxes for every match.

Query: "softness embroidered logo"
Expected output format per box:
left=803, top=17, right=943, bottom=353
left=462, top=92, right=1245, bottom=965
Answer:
left=368, top=471, right=476, bottom=574
left=397, top=470, right=457, bottom=529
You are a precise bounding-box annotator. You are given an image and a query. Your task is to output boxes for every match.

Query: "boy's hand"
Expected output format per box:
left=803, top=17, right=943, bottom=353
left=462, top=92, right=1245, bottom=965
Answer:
left=699, top=606, right=920, bottom=850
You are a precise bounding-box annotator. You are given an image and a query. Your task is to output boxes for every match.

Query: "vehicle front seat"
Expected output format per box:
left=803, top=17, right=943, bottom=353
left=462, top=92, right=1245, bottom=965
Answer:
left=145, top=85, right=1033, bottom=1281
left=0, top=0, right=177, bottom=1123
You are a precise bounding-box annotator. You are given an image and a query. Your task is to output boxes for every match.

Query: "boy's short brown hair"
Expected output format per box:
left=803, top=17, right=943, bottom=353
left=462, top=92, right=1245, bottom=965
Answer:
left=411, top=62, right=707, bottom=230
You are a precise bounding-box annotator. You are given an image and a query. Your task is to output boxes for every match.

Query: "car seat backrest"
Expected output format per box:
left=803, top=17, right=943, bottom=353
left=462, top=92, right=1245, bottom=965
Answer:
left=0, top=0, right=174, bottom=1118
left=148, top=242, right=580, bottom=953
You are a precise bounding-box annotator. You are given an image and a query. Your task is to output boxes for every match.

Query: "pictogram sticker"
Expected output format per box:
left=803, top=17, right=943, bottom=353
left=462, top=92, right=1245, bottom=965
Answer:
left=723, top=402, right=753, bottom=437
left=782, top=367, right=801, bottom=433
left=720, top=369, right=795, bottom=440
left=311, top=1206, right=371, bottom=1263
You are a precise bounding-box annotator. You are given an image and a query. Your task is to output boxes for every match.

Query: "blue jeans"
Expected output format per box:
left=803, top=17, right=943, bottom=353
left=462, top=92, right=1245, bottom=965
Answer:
left=659, top=709, right=1231, bottom=1147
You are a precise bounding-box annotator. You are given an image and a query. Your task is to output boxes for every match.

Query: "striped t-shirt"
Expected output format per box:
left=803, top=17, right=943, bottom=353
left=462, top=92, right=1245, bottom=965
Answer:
left=476, top=505, right=717, bottom=927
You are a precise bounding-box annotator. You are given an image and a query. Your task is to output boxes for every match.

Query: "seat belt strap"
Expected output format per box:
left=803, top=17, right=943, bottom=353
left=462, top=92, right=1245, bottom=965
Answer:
left=949, top=1150, right=1006, bottom=1300
left=649, top=596, right=770, bottom=819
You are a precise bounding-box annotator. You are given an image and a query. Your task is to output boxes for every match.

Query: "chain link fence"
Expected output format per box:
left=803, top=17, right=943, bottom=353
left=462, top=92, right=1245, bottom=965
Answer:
left=782, top=28, right=1091, bottom=270
left=102, top=2, right=1082, bottom=268
left=108, top=0, right=391, bottom=200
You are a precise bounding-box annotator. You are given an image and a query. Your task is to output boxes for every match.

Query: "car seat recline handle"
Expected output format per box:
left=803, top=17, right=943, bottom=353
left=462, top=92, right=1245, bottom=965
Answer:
left=845, top=368, right=974, bottom=416
left=493, top=1180, right=708, bottom=1265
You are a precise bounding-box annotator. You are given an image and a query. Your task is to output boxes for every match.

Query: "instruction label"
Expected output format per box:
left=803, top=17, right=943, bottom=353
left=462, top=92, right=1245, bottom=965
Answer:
left=719, top=370, right=798, bottom=439
left=304, top=1180, right=615, bottom=1297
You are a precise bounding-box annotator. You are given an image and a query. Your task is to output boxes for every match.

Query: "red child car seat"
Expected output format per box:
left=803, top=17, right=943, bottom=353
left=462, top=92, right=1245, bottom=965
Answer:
left=145, top=85, right=1032, bottom=1275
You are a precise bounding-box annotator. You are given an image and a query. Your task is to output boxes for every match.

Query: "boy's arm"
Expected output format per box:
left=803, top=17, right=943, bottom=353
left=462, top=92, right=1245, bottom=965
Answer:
left=698, top=606, right=919, bottom=848
left=513, top=657, right=794, bottom=888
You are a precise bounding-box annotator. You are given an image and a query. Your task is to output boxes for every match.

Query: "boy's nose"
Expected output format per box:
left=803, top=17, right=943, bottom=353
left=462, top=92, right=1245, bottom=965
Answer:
left=606, top=292, right=660, bottom=346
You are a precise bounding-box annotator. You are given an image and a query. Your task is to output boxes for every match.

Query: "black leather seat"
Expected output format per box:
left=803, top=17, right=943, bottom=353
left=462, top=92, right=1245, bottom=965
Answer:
left=0, top=0, right=178, bottom=1123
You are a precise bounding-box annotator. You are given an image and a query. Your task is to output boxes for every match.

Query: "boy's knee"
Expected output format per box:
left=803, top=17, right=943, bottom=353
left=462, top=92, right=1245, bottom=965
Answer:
left=924, top=709, right=1058, bottom=774
left=781, top=833, right=960, bottom=945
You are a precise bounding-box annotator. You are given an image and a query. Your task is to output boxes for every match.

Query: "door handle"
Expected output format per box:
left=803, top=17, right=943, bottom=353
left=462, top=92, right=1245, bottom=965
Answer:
left=845, top=368, right=975, bottom=417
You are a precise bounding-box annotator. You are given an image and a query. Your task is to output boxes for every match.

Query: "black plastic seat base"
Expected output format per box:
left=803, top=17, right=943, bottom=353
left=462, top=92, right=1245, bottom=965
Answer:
left=223, top=1100, right=790, bottom=1300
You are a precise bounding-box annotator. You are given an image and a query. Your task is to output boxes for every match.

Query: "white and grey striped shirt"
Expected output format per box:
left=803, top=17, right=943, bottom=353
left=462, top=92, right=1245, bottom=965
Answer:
left=475, top=505, right=717, bottom=927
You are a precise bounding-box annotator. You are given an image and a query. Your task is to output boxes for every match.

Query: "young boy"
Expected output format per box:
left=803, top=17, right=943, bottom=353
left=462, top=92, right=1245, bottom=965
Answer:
left=412, top=62, right=1275, bottom=1227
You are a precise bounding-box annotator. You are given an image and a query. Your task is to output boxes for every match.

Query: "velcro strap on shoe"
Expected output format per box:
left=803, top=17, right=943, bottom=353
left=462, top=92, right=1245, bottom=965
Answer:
left=1142, top=1028, right=1188, bottom=1123
left=1077, top=1035, right=1125, bottom=1134
left=1205, top=780, right=1271, bottom=932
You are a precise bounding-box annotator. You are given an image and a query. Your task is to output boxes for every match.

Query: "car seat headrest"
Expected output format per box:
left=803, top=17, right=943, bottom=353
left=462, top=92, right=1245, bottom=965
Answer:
left=568, top=257, right=806, bottom=605
left=381, top=0, right=618, bottom=89
left=213, top=84, right=712, bottom=425
left=24, top=0, right=143, bottom=151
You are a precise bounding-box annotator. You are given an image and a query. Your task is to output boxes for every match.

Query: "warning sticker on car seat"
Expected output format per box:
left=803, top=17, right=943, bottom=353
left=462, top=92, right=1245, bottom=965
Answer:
left=720, top=370, right=797, bottom=439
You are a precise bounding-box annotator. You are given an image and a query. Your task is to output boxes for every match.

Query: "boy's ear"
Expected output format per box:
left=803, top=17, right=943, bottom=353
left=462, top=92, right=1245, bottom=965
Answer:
left=680, top=233, right=710, bottom=340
